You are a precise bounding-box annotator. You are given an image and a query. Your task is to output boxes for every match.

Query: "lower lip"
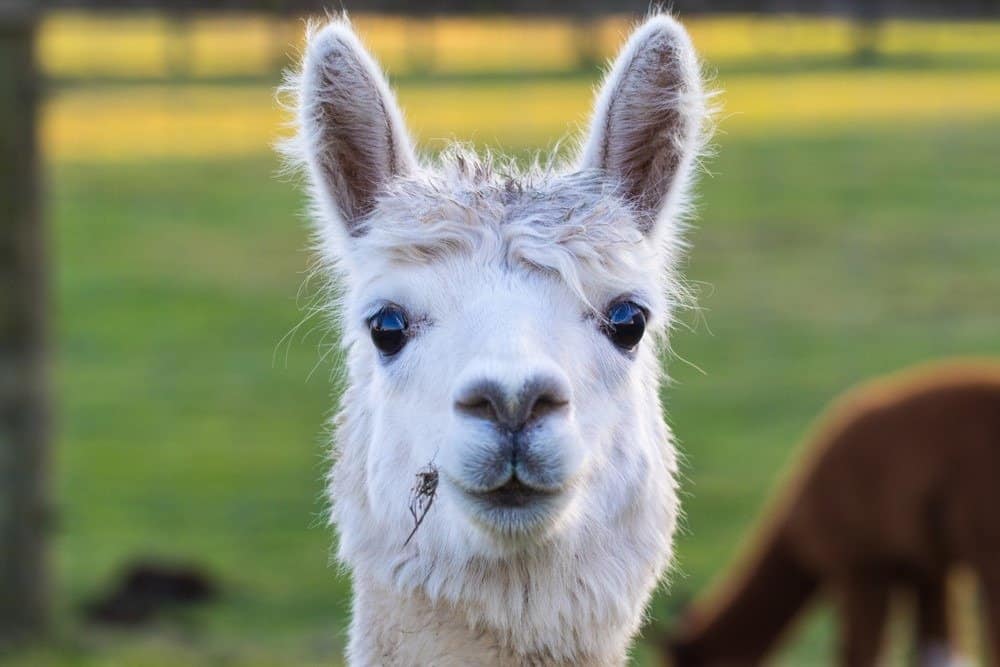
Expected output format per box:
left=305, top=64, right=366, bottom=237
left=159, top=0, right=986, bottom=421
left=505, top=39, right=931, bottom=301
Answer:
left=462, top=481, right=563, bottom=535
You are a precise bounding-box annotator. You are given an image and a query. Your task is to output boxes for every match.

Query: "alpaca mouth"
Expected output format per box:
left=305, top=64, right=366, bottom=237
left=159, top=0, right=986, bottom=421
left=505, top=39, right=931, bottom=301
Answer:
left=461, top=476, right=563, bottom=536
left=445, top=467, right=567, bottom=536
left=471, top=476, right=556, bottom=509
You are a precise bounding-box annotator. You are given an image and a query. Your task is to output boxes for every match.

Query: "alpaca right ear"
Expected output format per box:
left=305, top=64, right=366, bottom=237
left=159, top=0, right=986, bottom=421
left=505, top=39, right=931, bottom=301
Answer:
left=578, top=15, right=707, bottom=236
left=295, top=20, right=417, bottom=236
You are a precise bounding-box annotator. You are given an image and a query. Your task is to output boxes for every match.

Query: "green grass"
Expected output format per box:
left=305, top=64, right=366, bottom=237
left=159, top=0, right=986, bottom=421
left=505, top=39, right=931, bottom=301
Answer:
left=14, top=105, right=1000, bottom=664
left=46, top=158, right=349, bottom=664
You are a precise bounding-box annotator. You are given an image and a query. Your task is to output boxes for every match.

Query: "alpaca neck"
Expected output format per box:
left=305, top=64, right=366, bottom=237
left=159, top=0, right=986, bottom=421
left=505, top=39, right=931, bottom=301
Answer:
left=348, top=580, right=505, bottom=665
left=348, top=577, right=615, bottom=666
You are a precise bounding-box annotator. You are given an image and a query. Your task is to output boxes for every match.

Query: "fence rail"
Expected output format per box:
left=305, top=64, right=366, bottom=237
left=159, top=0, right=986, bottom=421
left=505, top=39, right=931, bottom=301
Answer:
left=37, top=0, right=1000, bottom=19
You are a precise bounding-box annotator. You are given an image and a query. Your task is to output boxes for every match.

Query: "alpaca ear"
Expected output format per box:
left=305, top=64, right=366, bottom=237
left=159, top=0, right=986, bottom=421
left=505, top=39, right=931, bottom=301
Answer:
left=578, top=15, right=707, bottom=234
left=295, top=20, right=416, bottom=235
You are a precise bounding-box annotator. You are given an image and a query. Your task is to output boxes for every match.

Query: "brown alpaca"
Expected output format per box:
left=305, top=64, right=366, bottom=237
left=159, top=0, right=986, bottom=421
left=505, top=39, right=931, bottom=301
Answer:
left=663, top=360, right=1000, bottom=666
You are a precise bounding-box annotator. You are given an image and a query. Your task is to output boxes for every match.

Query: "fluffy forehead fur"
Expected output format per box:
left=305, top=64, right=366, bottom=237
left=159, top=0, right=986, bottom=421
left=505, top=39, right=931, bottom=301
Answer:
left=347, top=148, right=679, bottom=324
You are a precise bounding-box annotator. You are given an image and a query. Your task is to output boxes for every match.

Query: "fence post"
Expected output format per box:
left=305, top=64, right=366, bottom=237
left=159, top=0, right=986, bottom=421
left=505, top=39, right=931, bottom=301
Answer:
left=0, top=0, right=50, bottom=646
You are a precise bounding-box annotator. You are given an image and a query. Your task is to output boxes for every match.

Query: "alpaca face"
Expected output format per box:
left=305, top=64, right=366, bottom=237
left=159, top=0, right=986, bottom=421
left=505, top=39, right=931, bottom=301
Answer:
left=341, top=179, right=664, bottom=547
left=286, top=14, right=708, bottom=659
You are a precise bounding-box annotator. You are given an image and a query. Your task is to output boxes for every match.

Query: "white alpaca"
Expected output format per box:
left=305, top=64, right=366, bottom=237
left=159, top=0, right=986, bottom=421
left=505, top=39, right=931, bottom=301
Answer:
left=283, top=14, right=709, bottom=666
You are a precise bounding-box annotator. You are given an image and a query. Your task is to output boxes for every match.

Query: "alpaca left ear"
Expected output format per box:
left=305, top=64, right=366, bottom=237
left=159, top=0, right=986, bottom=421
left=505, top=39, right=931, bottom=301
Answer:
left=578, top=15, right=707, bottom=235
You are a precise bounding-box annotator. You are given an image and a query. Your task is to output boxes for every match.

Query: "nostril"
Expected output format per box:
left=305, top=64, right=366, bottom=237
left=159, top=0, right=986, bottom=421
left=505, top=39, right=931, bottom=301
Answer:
left=455, top=396, right=498, bottom=423
left=526, top=393, right=569, bottom=424
left=454, top=380, right=506, bottom=425
left=519, top=376, right=570, bottom=426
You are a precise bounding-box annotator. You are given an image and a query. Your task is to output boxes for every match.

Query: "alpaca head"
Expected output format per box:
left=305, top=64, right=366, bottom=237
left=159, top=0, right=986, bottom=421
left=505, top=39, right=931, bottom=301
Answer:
left=286, top=13, right=708, bottom=659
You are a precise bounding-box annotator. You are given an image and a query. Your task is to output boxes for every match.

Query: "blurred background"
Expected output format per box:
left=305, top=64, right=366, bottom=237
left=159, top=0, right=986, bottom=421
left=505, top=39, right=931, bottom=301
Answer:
left=2, top=0, right=999, bottom=664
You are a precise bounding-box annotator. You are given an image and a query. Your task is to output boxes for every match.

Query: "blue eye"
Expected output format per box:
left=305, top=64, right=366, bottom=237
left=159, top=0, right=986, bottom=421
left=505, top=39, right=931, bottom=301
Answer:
left=604, top=301, right=646, bottom=350
left=370, top=306, right=408, bottom=356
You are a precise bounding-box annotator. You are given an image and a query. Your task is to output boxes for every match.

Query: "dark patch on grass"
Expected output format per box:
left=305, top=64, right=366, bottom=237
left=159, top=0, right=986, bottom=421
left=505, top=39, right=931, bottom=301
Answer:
left=83, top=560, right=217, bottom=627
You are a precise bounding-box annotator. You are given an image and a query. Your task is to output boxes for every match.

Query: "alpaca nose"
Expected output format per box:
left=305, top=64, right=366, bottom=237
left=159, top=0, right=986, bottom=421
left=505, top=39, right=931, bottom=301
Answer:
left=454, top=374, right=570, bottom=431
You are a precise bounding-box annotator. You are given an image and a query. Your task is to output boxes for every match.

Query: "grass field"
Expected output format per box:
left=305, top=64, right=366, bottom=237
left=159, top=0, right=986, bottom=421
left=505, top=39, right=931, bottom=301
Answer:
left=12, top=13, right=1000, bottom=667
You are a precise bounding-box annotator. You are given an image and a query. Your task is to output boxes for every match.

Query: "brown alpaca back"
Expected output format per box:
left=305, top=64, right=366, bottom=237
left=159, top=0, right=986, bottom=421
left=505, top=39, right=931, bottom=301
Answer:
left=664, top=360, right=1000, bottom=666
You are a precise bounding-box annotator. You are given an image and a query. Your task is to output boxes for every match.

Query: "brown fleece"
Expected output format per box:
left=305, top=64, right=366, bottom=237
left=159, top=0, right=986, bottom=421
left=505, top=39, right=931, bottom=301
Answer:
left=662, top=360, right=1000, bottom=666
